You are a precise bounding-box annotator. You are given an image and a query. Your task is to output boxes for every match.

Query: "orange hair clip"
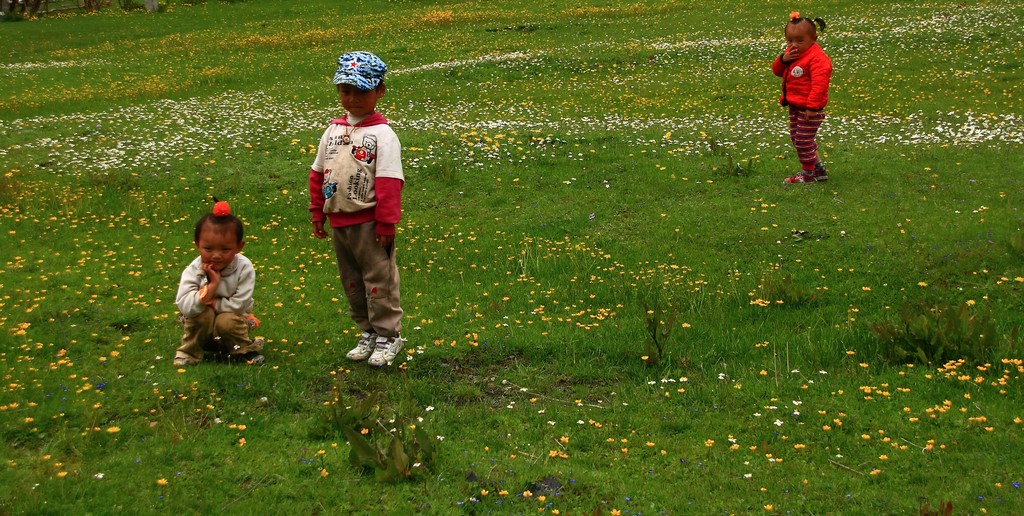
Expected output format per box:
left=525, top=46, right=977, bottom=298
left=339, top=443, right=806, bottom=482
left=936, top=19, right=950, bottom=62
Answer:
left=790, top=11, right=800, bottom=20
left=213, top=201, right=231, bottom=217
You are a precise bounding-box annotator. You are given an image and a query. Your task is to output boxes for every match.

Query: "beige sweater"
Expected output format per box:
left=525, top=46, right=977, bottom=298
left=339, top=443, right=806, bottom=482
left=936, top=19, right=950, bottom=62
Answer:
left=175, top=254, right=255, bottom=317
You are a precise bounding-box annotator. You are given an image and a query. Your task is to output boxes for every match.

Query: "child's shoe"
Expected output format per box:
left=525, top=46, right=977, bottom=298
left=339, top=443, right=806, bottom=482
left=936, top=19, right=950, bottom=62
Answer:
left=784, top=173, right=815, bottom=184
left=346, top=331, right=378, bottom=361
left=812, top=163, right=829, bottom=181
left=231, top=338, right=265, bottom=365
left=784, top=169, right=828, bottom=184
left=237, top=351, right=265, bottom=365
left=368, top=335, right=404, bottom=366
left=173, top=357, right=193, bottom=367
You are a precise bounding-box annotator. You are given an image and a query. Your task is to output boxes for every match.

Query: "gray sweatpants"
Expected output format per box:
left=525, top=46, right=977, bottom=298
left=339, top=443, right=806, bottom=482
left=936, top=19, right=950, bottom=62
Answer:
left=330, top=222, right=403, bottom=337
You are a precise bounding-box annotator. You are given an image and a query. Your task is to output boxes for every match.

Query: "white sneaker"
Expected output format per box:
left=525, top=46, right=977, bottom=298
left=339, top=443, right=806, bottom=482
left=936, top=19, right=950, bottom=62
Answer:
left=346, top=331, right=377, bottom=361
left=368, top=335, right=404, bottom=366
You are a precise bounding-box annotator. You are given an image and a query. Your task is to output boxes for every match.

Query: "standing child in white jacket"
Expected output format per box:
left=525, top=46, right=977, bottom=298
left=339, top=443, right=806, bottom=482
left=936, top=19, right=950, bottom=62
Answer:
left=309, top=51, right=406, bottom=367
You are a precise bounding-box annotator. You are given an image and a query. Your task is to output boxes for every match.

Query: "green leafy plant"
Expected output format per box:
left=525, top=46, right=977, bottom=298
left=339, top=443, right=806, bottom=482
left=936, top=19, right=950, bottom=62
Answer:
left=713, top=154, right=756, bottom=177
left=754, top=268, right=818, bottom=307
left=637, top=278, right=681, bottom=368
left=642, top=300, right=676, bottom=367
left=324, top=387, right=437, bottom=483
left=869, top=301, right=1007, bottom=364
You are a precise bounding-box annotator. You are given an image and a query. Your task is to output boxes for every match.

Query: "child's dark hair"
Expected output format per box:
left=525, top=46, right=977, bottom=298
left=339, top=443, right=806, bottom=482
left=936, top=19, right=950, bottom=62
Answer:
left=789, top=16, right=826, bottom=34
left=193, top=199, right=244, bottom=243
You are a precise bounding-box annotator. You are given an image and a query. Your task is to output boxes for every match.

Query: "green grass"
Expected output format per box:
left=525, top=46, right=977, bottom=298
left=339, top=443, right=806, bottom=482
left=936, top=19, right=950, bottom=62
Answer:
left=2, top=0, right=1024, bottom=513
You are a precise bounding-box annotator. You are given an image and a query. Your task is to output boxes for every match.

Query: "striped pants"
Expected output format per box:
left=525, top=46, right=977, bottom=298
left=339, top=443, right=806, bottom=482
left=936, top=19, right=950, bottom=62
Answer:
left=788, top=107, right=825, bottom=171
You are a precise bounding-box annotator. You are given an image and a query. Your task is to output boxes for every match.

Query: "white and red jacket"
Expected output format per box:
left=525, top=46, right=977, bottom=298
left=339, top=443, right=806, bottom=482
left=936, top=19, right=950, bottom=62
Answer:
left=772, top=42, right=833, bottom=110
left=308, top=112, right=404, bottom=236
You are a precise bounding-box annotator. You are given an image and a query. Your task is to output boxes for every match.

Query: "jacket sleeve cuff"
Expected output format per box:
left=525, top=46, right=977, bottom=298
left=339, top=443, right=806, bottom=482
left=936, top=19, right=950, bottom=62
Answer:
left=375, top=223, right=396, bottom=236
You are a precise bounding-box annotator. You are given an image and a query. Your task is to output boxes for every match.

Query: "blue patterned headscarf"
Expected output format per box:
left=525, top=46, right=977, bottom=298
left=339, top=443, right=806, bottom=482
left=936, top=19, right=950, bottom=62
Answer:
left=333, top=51, right=388, bottom=90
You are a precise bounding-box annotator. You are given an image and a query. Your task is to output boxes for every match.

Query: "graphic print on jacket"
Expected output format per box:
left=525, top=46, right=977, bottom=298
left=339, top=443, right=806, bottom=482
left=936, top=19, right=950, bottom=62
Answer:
left=321, top=132, right=373, bottom=211
left=323, top=169, right=338, bottom=200
left=352, top=134, right=377, bottom=165
left=321, top=166, right=371, bottom=204
left=345, top=167, right=370, bottom=202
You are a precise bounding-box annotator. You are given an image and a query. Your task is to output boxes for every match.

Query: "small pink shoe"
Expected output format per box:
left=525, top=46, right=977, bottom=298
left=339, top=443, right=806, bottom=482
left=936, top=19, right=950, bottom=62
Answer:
left=784, top=170, right=828, bottom=184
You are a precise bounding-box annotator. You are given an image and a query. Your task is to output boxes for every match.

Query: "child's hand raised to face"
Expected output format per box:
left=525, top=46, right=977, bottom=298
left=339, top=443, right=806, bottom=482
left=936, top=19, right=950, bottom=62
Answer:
left=200, top=262, right=222, bottom=306
left=783, top=46, right=800, bottom=63
left=201, top=262, right=221, bottom=283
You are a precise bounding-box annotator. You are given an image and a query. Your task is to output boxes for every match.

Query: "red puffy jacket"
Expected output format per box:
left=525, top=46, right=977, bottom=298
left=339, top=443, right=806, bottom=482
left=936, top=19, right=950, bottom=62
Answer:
left=772, top=42, right=832, bottom=110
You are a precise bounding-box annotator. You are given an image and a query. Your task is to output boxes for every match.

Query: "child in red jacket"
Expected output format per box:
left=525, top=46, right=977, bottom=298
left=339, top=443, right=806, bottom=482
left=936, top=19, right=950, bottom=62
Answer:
left=772, top=12, right=833, bottom=184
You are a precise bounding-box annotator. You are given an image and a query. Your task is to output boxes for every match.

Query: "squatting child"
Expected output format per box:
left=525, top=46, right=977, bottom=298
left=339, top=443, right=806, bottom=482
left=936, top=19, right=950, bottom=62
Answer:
left=309, top=51, right=406, bottom=367
left=772, top=12, right=833, bottom=184
left=174, top=200, right=264, bottom=366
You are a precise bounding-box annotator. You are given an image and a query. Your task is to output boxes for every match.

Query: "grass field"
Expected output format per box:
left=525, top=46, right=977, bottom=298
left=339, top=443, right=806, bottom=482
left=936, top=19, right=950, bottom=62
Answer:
left=2, top=0, right=1024, bottom=513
